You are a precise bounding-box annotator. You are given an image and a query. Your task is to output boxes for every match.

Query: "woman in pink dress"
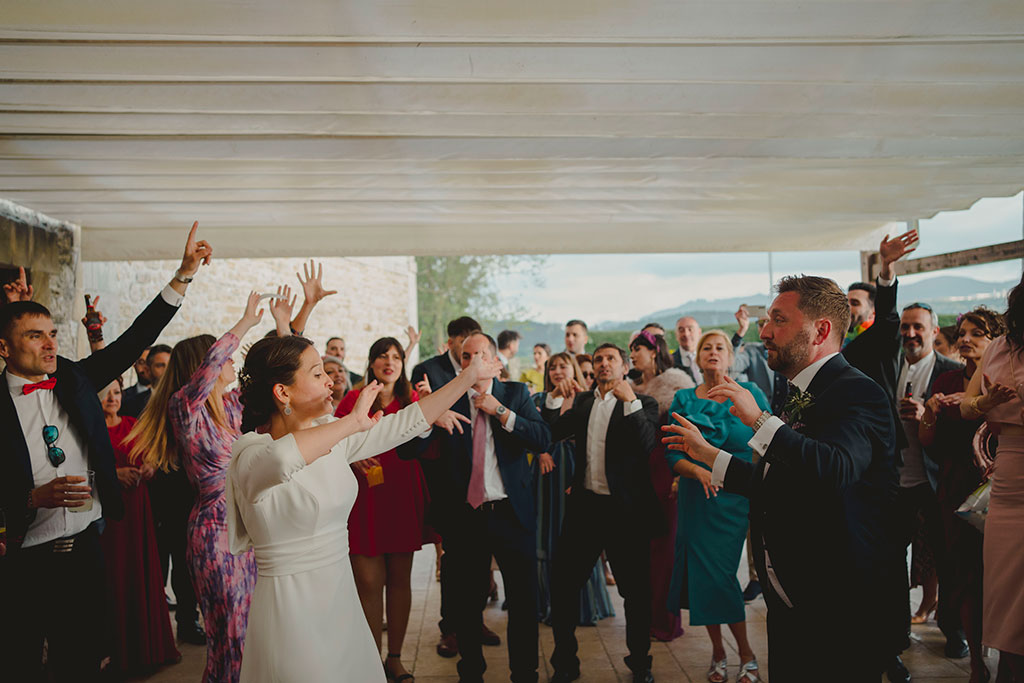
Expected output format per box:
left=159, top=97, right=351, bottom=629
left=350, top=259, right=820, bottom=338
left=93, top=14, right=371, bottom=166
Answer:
left=962, top=276, right=1024, bottom=682
left=336, top=336, right=431, bottom=682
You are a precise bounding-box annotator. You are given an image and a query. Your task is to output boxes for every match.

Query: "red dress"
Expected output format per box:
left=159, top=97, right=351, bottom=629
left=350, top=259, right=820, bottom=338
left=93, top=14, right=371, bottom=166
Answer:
left=102, top=417, right=180, bottom=675
left=335, top=389, right=433, bottom=555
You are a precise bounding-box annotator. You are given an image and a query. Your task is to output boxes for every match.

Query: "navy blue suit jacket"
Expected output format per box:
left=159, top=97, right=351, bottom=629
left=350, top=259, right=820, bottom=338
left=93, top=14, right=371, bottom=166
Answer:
left=723, top=354, right=900, bottom=613
left=0, top=293, right=179, bottom=556
left=399, top=379, right=550, bottom=535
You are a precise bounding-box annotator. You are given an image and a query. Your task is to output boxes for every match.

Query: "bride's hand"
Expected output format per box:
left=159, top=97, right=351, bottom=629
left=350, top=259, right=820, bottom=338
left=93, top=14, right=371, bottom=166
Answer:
left=352, top=381, right=385, bottom=432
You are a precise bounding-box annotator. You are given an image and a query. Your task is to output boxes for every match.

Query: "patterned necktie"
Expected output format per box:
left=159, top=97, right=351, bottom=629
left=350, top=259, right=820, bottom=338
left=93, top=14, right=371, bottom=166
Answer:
left=467, top=407, right=488, bottom=509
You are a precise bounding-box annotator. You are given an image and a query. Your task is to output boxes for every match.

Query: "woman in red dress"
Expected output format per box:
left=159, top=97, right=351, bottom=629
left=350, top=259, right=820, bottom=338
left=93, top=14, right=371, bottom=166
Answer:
left=99, top=380, right=180, bottom=676
left=336, top=337, right=430, bottom=682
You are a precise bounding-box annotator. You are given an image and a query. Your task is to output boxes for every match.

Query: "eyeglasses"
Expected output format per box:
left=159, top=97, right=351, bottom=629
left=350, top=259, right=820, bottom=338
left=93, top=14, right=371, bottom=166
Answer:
left=42, top=425, right=65, bottom=468
left=904, top=301, right=933, bottom=312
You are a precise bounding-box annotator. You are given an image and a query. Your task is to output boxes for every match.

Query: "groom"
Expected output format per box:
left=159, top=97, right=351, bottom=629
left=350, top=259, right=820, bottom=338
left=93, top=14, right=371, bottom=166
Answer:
left=663, top=275, right=901, bottom=681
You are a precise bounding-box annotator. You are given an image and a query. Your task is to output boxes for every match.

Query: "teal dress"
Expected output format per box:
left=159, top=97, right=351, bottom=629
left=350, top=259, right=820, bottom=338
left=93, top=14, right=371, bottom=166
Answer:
left=666, top=383, right=769, bottom=626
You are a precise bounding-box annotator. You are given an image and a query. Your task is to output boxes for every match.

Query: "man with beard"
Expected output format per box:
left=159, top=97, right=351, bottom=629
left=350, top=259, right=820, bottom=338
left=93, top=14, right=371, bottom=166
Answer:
left=663, top=275, right=901, bottom=682
left=896, top=303, right=967, bottom=659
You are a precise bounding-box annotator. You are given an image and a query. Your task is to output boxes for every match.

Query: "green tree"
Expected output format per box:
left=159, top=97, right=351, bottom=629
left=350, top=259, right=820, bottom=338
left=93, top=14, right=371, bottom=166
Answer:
left=416, top=255, right=545, bottom=357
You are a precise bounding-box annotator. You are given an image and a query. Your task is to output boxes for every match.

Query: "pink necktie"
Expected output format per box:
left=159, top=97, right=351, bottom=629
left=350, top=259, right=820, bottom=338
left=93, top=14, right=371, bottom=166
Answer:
left=467, top=407, right=488, bottom=508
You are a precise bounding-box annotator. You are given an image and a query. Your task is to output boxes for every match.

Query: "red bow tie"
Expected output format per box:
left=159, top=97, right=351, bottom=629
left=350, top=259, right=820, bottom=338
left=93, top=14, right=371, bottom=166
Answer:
left=22, top=378, right=57, bottom=395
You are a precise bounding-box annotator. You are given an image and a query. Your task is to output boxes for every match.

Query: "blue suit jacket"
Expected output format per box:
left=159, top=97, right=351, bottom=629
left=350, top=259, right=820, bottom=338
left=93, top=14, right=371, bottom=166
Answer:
left=723, top=354, right=900, bottom=615
left=399, top=379, right=550, bottom=535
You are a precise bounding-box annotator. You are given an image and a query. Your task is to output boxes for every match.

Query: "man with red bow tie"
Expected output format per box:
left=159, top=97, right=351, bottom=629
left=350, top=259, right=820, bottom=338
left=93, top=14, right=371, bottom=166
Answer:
left=0, top=222, right=212, bottom=681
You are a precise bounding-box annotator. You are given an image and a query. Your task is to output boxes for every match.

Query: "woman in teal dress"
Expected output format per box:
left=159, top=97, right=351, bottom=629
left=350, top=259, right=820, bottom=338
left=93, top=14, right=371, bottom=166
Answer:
left=666, top=330, right=766, bottom=683
left=534, top=352, right=615, bottom=625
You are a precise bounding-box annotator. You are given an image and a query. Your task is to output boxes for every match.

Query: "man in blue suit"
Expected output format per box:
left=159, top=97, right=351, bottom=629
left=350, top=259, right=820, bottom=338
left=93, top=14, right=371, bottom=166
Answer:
left=402, top=331, right=550, bottom=683
left=0, top=223, right=211, bottom=680
left=665, top=275, right=902, bottom=682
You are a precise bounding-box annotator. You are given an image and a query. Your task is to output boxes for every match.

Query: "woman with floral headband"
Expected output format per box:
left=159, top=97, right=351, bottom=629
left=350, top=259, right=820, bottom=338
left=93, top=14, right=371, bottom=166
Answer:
left=666, top=329, right=768, bottom=683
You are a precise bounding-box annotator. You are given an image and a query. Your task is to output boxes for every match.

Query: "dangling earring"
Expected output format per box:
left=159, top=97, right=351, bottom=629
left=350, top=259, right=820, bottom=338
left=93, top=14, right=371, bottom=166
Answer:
left=284, top=402, right=292, bottom=416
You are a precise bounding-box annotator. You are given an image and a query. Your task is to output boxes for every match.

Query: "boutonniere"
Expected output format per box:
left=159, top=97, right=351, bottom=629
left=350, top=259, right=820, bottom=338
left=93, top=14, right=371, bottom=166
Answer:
left=781, top=387, right=815, bottom=431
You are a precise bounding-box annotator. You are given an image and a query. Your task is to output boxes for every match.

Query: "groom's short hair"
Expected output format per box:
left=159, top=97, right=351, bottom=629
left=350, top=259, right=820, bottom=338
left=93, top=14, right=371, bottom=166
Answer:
left=776, top=275, right=852, bottom=344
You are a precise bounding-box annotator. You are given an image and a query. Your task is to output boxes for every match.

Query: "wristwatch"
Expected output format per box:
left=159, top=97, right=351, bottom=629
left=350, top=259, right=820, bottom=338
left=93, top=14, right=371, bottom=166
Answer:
left=495, top=405, right=508, bottom=417
left=752, top=410, right=773, bottom=432
left=173, top=270, right=194, bottom=284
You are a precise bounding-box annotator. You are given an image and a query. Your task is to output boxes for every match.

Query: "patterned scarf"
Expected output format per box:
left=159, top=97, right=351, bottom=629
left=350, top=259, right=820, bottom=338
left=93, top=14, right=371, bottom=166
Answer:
left=844, top=317, right=874, bottom=346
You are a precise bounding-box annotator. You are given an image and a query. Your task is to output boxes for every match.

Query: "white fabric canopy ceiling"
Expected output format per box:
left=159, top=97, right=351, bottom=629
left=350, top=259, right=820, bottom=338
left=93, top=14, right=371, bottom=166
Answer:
left=1, top=0, right=1022, bottom=260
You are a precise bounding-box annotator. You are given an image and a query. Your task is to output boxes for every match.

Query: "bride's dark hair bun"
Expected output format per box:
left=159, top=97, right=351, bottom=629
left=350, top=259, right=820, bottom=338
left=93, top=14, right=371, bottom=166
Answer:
left=239, top=335, right=314, bottom=432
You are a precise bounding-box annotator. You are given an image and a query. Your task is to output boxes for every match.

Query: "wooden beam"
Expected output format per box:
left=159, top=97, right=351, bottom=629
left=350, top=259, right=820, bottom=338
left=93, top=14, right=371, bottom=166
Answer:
left=863, top=239, right=1024, bottom=280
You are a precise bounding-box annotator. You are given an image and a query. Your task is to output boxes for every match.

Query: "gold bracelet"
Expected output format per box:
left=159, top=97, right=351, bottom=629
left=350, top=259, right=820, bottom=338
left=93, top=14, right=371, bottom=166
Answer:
left=967, top=396, right=984, bottom=417
left=921, top=415, right=936, bottom=429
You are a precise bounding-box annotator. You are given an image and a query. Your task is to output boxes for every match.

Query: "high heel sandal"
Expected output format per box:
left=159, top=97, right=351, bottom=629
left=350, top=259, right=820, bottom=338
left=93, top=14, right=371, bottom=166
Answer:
left=707, top=657, right=727, bottom=683
left=737, top=658, right=760, bottom=683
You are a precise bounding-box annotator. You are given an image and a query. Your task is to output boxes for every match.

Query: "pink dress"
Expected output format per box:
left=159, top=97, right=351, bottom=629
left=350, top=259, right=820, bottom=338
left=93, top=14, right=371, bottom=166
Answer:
left=169, top=333, right=256, bottom=682
left=979, top=336, right=1024, bottom=655
left=335, top=388, right=432, bottom=555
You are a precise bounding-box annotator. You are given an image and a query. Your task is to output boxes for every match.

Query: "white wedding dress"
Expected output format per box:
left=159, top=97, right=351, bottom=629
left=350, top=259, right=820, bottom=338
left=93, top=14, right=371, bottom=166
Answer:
left=227, top=405, right=429, bottom=682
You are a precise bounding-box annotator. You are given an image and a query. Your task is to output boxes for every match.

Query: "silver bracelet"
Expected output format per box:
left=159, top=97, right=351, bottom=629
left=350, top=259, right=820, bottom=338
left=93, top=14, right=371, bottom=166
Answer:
left=173, top=270, right=194, bottom=284
left=752, top=410, right=772, bottom=432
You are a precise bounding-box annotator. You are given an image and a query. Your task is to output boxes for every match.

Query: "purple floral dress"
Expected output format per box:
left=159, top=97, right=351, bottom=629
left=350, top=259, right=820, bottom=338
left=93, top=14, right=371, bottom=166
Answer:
left=169, top=333, right=256, bottom=683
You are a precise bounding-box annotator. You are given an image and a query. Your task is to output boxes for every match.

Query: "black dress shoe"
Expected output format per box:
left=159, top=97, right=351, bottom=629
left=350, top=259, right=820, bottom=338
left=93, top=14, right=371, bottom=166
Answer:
left=436, top=633, right=458, bottom=658
left=886, top=655, right=911, bottom=683
left=945, top=638, right=970, bottom=659
left=481, top=624, right=501, bottom=646
left=549, top=672, right=580, bottom=683
left=632, top=670, right=655, bottom=683
left=742, top=580, right=763, bottom=602
left=177, top=620, right=207, bottom=645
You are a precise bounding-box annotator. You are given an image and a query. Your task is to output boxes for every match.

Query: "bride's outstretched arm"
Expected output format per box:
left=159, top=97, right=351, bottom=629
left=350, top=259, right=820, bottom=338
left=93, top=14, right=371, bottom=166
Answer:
left=290, top=354, right=503, bottom=465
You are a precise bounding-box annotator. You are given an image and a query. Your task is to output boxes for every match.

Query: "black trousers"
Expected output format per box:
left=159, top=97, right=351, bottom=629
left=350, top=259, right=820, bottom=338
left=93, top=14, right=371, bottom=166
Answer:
left=764, top=588, right=885, bottom=682
left=443, top=500, right=538, bottom=683
left=898, top=482, right=962, bottom=644
left=148, top=467, right=199, bottom=626
left=550, top=490, right=652, bottom=676
left=2, top=523, right=107, bottom=682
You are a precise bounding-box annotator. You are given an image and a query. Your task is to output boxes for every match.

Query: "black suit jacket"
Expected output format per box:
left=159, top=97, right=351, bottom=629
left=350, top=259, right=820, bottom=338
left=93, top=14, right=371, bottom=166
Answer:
left=0, top=292, right=179, bottom=556
left=671, top=349, right=700, bottom=385
left=399, top=379, right=550, bottom=535
left=723, top=355, right=899, bottom=612
left=411, top=352, right=458, bottom=393
left=842, top=278, right=904, bottom=450
left=119, top=383, right=152, bottom=419
left=543, top=392, right=666, bottom=537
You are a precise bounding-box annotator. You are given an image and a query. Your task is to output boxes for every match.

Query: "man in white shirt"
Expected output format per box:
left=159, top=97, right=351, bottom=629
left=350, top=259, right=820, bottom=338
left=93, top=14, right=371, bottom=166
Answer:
left=401, top=331, right=550, bottom=683
left=0, top=222, right=210, bottom=680
left=543, top=344, right=662, bottom=683
left=663, top=275, right=901, bottom=682
left=672, top=316, right=703, bottom=385
left=896, top=302, right=968, bottom=660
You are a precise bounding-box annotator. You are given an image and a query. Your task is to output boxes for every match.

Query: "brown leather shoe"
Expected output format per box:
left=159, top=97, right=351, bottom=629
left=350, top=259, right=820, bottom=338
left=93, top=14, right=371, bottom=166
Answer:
left=481, top=624, right=501, bottom=646
left=436, top=633, right=458, bottom=658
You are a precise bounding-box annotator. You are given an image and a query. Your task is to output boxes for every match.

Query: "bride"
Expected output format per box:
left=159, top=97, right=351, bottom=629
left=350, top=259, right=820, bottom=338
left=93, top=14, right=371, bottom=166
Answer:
left=227, top=335, right=500, bottom=682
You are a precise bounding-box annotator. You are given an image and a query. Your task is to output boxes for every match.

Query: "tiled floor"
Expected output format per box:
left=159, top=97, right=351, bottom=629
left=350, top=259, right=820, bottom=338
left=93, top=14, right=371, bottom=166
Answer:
left=143, top=545, right=992, bottom=682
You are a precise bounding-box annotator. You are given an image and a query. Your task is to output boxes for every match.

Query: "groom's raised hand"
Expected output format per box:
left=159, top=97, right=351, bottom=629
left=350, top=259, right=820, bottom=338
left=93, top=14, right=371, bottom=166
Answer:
left=878, top=229, right=918, bottom=281
left=706, top=375, right=762, bottom=427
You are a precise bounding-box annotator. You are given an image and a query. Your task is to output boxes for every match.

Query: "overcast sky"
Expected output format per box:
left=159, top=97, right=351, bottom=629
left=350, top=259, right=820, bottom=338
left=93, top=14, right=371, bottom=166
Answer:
left=498, top=192, right=1024, bottom=324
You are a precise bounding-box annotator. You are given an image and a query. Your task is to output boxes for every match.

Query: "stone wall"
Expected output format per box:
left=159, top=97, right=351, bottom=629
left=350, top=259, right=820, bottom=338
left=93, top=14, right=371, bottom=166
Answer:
left=81, top=256, right=419, bottom=380
left=0, top=199, right=81, bottom=355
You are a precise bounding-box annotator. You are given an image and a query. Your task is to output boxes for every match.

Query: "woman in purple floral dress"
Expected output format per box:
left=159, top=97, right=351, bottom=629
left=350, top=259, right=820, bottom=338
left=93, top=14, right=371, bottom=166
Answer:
left=132, top=291, right=288, bottom=682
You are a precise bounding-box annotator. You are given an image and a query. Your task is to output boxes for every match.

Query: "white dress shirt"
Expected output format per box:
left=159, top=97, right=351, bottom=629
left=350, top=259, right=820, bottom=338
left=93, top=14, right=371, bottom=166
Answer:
left=545, top=387, right=643, bottom=496
left=8, top=371, right=102, bottom=546
left=681, top=350, right=703, bottom=384
left=896, top=351, right=936, bottom=488
left=467, top=380, right=518, bottom=503
left=709, top=350, right=839, bottom=609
